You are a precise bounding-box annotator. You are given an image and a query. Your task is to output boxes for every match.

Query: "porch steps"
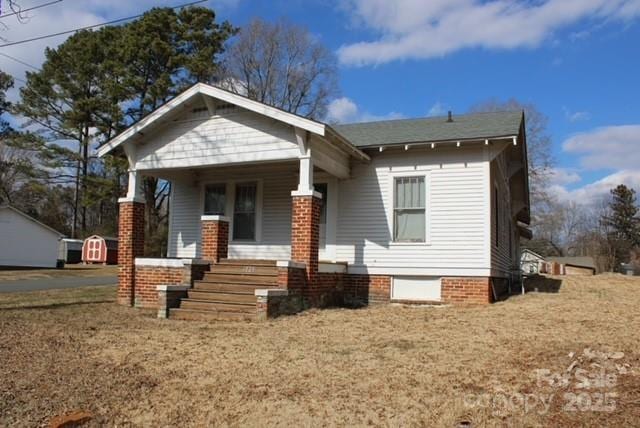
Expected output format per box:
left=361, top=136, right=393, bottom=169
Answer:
left=168, top=259, right=279, bottom=321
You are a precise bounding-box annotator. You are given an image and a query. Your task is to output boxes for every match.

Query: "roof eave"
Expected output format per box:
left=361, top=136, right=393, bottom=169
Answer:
left=97, top=82, right=329, bottom=158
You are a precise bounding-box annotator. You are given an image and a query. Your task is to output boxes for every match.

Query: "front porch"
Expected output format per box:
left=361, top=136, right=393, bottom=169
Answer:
left=116, top=119, right=369, bottom=318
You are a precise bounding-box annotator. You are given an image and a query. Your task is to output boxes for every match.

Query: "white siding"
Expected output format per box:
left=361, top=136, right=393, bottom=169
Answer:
left=336, top=147, right=490, bottom=276
left=135, top=108, right=300, bottom=170
left=0, top=208, right=60, bottom=268
left=167, top=164, right=297, bottom=259
left=167, top=146, right=499, bottom=277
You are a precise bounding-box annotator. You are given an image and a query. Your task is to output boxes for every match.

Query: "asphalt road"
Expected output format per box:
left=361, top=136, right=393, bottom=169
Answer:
left=0, top=276, right=117, bottom=293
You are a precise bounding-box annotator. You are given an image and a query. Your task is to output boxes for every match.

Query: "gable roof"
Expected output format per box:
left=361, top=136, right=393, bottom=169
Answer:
left=521, top=248, right=544, bottom=260
left=97, top=82, right=338, bottom=158
left=333, top=111, right=523, bottom=148
left=0, top=205, right=64, bottom=237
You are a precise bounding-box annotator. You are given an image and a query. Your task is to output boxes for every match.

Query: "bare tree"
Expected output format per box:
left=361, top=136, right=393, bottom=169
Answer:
left=222, top=18, right=339, bottom=119
left=470, top=99, right=553, bottom=205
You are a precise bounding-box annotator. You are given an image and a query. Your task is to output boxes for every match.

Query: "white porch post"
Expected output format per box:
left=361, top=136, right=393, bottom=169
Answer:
left=124, top=169, right=145, bottom=202
left=294, top=127, right=315, bottom=195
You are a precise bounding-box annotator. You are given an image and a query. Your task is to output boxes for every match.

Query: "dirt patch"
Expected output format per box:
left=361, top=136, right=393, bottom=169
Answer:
left=0, top=276, right=639, bottom=426
left=0, top=265, right=118, bottom=281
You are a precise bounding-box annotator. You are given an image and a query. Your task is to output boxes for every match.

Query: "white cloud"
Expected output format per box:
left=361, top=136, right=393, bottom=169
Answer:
left=547, top=124, right=640, bottom=204
left=326, top=96, right=403, bottom=124
left=557, top=170, right=640, bottom=203
left=563, top=125, right=640, bottom=170
left=337, top=0, right=640, bottom=66
left=427, top=101, right=448, bottom=117
left=563, top=107, right=591, bottom=122
left=549, top=168, right=581, bottom=186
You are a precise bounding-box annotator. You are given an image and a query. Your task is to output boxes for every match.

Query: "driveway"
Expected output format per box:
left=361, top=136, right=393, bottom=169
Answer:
left=0, top=275, right=117, bottom=293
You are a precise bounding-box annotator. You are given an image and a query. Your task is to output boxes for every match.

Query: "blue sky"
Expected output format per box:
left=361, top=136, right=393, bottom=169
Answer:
left=1, top=0, right=639, bottom=202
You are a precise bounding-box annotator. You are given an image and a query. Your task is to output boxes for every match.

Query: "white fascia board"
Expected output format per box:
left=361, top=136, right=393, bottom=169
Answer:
left=97, top=85, right=202, bottom=157
left=97, top=83, right=328, bottom=158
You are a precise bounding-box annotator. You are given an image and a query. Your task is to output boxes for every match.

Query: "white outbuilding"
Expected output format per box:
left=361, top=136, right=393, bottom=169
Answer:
left=0, top=205, right=64, bottom=268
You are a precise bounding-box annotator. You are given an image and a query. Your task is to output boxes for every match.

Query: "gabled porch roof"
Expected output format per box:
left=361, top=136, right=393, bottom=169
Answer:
left=96, top=82, right=369, bottom=162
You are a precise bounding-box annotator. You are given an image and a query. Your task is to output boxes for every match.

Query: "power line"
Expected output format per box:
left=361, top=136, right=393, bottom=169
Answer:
left=0, top=0, right=207, bottom=48
left=0, top=0, right=63, bottom=19
left=0, top=51, right=40, bottom=70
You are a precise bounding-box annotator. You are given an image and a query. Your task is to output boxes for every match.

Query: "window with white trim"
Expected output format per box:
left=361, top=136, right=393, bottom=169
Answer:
left=233, top=182, right=257, bottom=240
left=393, top=176, right=426, bottom=242
left=204, top=183, right=226, bottom=215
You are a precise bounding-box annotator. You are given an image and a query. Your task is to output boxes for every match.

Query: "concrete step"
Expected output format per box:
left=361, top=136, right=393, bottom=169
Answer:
left=218, top=259, right=277, bottom=266
left=193, top=282, right=278, bottom=293
left=201, top=273, right=278, bottom=285
left=169, top=308, right=255, bottom=321
left=188, top=290, right=256, bottom=304
left=209, top=264, right=278, bottom=276
left=179, top=299, right=255, bottom=313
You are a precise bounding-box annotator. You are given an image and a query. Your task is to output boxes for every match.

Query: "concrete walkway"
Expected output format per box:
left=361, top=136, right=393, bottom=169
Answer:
left=0, top=276, right=117, bottom=293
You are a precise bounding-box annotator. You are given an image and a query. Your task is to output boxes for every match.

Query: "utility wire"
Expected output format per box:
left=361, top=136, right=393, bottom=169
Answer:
left=0, top=51, right=40, bottom=70
left=0, top=0, right=63, bottom=19
left=0, top=0, right=206, bottom=48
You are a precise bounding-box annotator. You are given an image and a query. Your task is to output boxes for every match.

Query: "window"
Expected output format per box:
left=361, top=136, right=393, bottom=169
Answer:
left=204, top=184, right=226, bottom=215
left=233, top=182, right=257, bottom=240
left=393, top=176, right=426, bottom=242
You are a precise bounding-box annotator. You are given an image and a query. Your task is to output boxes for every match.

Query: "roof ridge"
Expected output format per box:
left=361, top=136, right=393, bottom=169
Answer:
left=336, top=109, right=522, bottom=127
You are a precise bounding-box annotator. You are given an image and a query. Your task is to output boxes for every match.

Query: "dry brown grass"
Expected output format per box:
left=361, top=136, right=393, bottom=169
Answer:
left=1, top=275, right=639, bottom=427
left=0, top=265, right=117, bottom=281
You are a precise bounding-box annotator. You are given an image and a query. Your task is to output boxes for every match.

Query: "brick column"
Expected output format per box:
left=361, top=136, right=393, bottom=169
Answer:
left=117, top=199, right=144, bottom=306
left=291, top=192, right=322, bottom=282
left=201, top=215, right=229, bottom=263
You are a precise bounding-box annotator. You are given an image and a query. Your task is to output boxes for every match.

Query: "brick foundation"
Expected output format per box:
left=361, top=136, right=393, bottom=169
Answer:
left=132, top=259, right=209, bottom=308
left=344, top=274, right=392, bottom=306
left=117, top=200, right=144, bottom=306
left=441, top=277, right=493, bottom=304
left=133, top=265, right=185, bottom=308
left=201, top=216, right=229, bottom=263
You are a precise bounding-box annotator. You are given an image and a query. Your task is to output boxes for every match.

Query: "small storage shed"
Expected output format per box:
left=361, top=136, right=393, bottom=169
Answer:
left=58, top=238, right=84, bottom=264
left=82, top=235, right=118, bottom=265
left=0, top=205, right=64, bottom=268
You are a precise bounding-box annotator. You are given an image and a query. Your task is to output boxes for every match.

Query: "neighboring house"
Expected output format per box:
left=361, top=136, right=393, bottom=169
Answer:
left=520, top=249, right=545, bottom=275
left=98, top=83, right=531, bottom=320
left=543, top=257, right=596, bottom=276
left=0, top=205, right=64, bottom=268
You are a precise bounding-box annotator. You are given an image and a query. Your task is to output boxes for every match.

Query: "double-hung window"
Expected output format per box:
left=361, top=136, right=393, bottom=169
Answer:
left=393, top=176, right=426, bottom=242
left=204, top=184, right=226, bottom=216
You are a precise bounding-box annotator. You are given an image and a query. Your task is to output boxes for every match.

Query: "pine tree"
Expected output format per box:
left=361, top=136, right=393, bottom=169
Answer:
left=602, top=184, right=640, bottom=267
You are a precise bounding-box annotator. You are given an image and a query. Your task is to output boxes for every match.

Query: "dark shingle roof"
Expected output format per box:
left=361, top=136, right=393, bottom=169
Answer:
left=333, top=111, right=523, bottom=148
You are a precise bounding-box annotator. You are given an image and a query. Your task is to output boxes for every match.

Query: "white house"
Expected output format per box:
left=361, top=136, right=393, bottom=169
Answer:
left=0, top=205, right=64, bottom=268
left=98, top=83, right=531, bottom=320
left=520, top=249, right=545, bottom=275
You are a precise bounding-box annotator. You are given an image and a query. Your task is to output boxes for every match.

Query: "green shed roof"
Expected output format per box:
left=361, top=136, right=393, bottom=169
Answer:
left=333, top=111, right=523, bottom=148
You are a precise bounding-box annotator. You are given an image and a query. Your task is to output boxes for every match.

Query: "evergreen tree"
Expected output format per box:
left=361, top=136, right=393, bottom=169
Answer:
left=602, top=184, right=640, bottom=267
left=14, top=28, right=123, bottom=237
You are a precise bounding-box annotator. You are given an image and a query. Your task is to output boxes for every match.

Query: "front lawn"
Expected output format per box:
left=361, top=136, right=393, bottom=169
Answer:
left=1, top=276, right=638, bottom=426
